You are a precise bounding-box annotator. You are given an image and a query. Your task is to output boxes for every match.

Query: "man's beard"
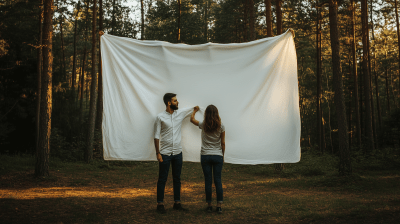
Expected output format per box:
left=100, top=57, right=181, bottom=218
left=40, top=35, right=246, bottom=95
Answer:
left=170, top=104, right=178, bottom=110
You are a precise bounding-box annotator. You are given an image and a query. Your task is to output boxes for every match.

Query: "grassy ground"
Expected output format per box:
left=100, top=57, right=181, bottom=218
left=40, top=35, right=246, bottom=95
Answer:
left=1, top=149, right=400, bottom=224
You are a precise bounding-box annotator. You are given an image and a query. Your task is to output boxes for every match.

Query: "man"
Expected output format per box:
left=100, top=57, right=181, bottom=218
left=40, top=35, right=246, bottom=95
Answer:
left=154, top=93, right=198, bottom=214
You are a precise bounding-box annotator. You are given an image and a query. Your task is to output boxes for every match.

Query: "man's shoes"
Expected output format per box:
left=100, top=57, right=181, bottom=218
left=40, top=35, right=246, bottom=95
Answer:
left=173, top=203, right=188, bottom=211
left=216, top=207, right=222, bottom=214
left=206, top=206, right=213, bottom=213
left=157, top=204, right=166, bottom=214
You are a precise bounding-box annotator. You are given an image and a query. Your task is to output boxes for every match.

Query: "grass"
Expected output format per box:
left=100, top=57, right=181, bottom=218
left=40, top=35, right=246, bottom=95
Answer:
left=0, top=149, right=400, bottom=223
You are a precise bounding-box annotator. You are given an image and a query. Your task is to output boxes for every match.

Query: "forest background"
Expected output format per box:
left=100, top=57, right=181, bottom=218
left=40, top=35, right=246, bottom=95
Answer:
left=0, top=0, right=400, bottom=177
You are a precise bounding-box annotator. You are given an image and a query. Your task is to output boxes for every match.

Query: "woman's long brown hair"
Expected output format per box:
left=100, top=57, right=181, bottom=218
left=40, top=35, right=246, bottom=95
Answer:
left=203, top=105, right=221, bottom=134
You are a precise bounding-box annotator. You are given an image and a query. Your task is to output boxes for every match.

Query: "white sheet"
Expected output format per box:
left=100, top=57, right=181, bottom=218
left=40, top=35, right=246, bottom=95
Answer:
left=100, top=30, right=301, bottom=164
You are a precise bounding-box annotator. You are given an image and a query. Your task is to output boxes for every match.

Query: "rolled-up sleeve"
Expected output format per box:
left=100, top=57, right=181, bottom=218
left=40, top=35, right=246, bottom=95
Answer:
left=154, top=116, right=161, bottom=139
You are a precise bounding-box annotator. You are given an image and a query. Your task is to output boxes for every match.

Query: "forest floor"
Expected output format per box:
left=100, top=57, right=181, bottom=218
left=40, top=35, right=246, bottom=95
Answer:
left=0, top=149, right=400, bottom=224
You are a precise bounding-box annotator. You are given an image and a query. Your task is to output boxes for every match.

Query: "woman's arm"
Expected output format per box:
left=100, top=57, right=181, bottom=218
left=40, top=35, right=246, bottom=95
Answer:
left=190, top=106, right=200, bottom=126
left=221, top=131, right=225, bottom=157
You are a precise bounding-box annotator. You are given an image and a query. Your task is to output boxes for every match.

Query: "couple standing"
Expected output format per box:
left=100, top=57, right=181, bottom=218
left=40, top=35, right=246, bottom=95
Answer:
left=154, top=93, right=225, bottom=214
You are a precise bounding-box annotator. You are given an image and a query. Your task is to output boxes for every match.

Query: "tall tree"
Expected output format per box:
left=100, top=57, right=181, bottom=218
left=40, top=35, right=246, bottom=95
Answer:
left=361, top=0, right=374, bottom=151
left=329, top=0, right=351, bottom=175
left=274, top=0, right=284, bottom=171
left=72, top=2, right=80, bottom=102
left=265, top=0, right=273, bottom=37
left=177, top=0, right=181, bottom=42
left=96, top=0, right=103, bottom=132
left=316, top=1, right=325, bottom=153
left=395, top=0, right=400, bottom=98
left=35, top=0, right=53, bottom=177
left=370, top=1, right=381, bottom=132
left=350, top=0, right=362, bottom=149
left=111, top=0, right=116, bottom=35
left=204, top=0, right=209, bottom=41
left=276, top=0, right=282, bottom=35
left=59, top=14, right=66, bottom=78
left=36, top=0, right=43, bottom=157
left=86, top=0, right=98, bottom=163
left=141, top=0, right=144, bottom=40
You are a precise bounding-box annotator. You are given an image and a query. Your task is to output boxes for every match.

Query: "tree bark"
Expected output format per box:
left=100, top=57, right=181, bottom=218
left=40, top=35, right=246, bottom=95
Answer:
left=86, top=0, right=97, bottom=163
left=316, top=1, right=324, bottom=153
left=177, top=0, right=181, bottom=42
left=370, top=2, right=381, bottom=133
left=385, top=49, right=390, bottom=113
left=243, top=0, right=248, bottom=42
left=361, top=0, right=374, bottom=151
left=79, top=51, right=86, bottom=125
left=36, top=0, right=43, bottom=157
left=329, top=0, right=351, bottom=175
left=395, top=0, right=400, bottom=95
left=35, top=0, right=53, bottom=178
left=59, top=14, right=66, bottom=78
left=368, top=2, right=378, bottom=148
left=141, top=0, right=144, bottom=40
left=72, top=2, right=80, bottom=103
left=274, top=0, right=284, bottom=171
left=276, top=0, right=282, bottom=35
left=96, top=0, right=103, bottom=133
left=111, top=0, right=116, bottom=35
left=265, top=0, right=273, bottom=37
left=204, top=0, right=208, bottom=42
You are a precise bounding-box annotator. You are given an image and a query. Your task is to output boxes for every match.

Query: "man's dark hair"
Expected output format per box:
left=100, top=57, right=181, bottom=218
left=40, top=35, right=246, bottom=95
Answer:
left=163, top=93, right=176, bottom=106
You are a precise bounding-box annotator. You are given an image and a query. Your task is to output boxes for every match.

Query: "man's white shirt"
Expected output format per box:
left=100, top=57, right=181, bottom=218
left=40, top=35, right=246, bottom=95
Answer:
left=154, top=107, right=193, bottom=156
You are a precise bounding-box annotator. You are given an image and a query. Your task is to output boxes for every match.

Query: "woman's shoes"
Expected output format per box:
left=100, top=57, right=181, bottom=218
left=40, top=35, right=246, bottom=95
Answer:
left=206, top=206, right=213, bottom=213
left=216, top=207, right=222, bottom=214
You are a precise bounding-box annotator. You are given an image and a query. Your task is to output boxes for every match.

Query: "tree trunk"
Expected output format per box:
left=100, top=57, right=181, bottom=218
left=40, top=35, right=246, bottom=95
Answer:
left=111, top=0, right=116, bottom=35
left=96, top=0, right=103, bottom=133
left=36, top=0, right=43, bottom=157
left=243, top=0, right=248, bottom=42
left=72, top=2, right=80, bottom=102
left=367, top=2, right=378, bottom=148
left=177, top=0, right=181, bottom=42
left=395, top=0, right=400, bottom=95
left=35, top=0, right=53, bottom=178
left=86, top=0, right=97, bottom=163
left=265, top=0, right=273, bottom=37
left=276, top=0, right=282, bottom=35
left=141, top=0, right=144, bottom=40
left=274, top=0, right=284, bottom=171
left=79, top=51, right=86, bottom=125
left=59, top=14, right=66, bottom=78
left=385, top=50, right=391, bottom=113
left=361, top=0, right=374, bottom=151
left=329, top=0, right=351, bottom=175
left=370, top=2, right=381, bottom=132
left=248, top=0, right=255, bottom=41
left=317, top=1, right=324, bottom=153
left=367, top=16, right=377, bottom=149
left=204, top=0, right=208, bottom=42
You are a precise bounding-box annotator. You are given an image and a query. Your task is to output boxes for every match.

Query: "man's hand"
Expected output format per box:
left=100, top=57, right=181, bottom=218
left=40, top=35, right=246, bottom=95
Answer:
left=99, top=31, right=104, bottom=36
left=193, top=106, right=199, bottom=112
left=157, top=153, right=163, bottom=162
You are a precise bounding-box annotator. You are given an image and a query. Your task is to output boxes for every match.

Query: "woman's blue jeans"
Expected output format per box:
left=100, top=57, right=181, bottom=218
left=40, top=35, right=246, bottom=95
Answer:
left=201, top=155, right=223, bottom=203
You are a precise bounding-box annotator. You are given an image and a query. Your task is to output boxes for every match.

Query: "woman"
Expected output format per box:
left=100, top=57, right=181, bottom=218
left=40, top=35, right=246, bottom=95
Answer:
left=191, top=105, right=225, bottom=214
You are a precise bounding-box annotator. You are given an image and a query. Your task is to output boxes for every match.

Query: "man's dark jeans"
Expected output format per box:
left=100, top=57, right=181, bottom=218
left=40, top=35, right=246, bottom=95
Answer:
left=201, top=155, right=223, bottom=203
left=157, top=152, right=182, bottom=203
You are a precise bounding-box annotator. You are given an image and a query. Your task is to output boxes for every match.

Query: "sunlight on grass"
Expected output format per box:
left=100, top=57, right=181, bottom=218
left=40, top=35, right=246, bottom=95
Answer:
left=0, top=187, right=153, bottom=199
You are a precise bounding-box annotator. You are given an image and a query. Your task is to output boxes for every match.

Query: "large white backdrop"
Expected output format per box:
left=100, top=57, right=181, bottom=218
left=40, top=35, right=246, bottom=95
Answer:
left=100, top=30, right=300, bottom=164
